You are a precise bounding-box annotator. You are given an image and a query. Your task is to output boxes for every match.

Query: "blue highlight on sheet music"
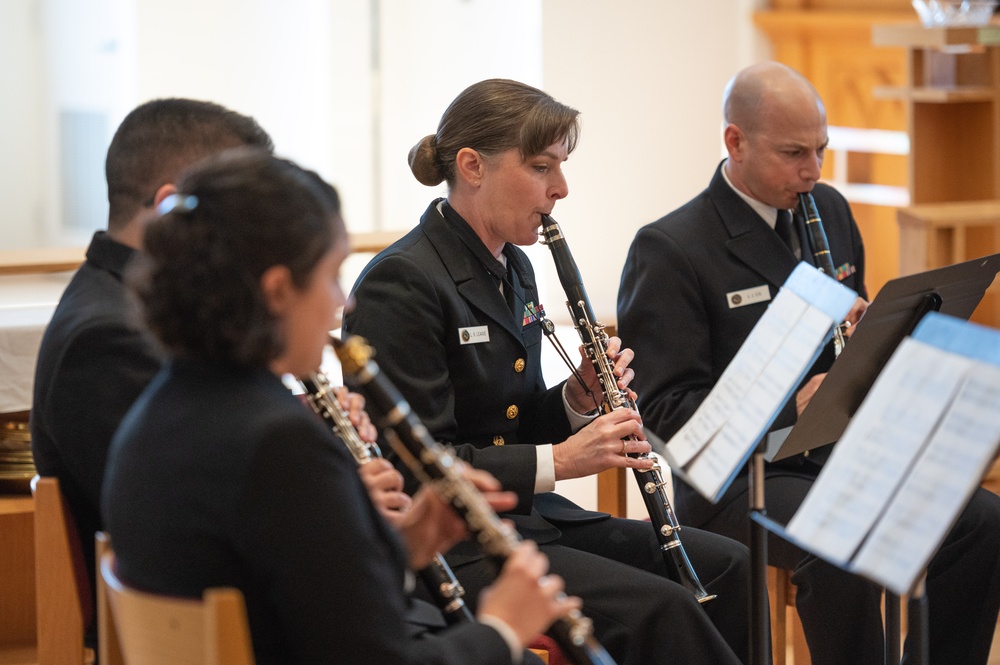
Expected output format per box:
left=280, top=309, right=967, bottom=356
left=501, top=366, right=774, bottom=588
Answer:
left=662, top=262, right=858, bottom=503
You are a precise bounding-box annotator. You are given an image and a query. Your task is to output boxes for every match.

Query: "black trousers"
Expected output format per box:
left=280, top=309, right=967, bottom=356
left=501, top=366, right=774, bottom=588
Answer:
left=446, top=515, right=757, bottom=665
left=692, top=470, right=1000, bottom=665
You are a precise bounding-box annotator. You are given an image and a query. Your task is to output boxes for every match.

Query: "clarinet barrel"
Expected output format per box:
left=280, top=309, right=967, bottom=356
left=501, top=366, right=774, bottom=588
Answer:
left=798, top=192, right=848, bottom=356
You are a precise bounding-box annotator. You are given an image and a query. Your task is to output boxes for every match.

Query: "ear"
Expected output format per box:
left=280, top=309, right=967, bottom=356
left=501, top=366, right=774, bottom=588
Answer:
left=454, top=147, right=485, bottom=187
left=152, top=183, right=178, bottom=208
left=259, top=265, right=295, bottom=317
left=723, top=124, right=744, bottom=162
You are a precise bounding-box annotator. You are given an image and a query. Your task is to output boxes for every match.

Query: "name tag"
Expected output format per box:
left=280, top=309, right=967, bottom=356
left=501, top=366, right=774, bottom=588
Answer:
left=458, top=325, right=490, bottom=345
left=726, top=285, right=770, bottom=309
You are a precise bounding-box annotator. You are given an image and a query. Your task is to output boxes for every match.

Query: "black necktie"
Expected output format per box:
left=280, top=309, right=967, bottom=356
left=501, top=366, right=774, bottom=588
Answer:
left=776, top=209, right=795, bottom=253
left=504, top=262, right=518, bottom=316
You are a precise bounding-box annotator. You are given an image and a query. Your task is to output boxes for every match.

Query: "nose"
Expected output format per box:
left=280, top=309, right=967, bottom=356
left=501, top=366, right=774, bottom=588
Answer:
left=801, top=152, right=823, bottom=183
left=550, top=171, right=569, bottom=201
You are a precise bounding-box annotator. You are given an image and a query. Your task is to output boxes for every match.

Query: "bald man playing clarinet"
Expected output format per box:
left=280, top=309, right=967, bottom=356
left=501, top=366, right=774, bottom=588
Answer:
left=617, top=61, right=1000, bottom=665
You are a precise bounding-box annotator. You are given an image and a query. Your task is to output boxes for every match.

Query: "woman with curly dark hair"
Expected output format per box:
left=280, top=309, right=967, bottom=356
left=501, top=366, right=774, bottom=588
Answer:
left=101, top=149, right=576, bottom=665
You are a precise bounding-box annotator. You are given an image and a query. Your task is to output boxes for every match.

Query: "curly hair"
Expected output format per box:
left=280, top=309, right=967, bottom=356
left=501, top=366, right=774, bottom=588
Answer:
left=408, top=78, right=580, bottom=187
left=129, top=149, right=343, bottom=366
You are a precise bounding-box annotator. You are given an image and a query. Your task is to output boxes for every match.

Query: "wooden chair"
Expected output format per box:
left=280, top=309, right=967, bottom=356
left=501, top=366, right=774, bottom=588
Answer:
left=527, top=645, right=551, bottom=664
left=31, top=475, right=95, bottom=665
left=97, top=538, right=255, bottom=665
left=768, top=566, right=810, bottom=665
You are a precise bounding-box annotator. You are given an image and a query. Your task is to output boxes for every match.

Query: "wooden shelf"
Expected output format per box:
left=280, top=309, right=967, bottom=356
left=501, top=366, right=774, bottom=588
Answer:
left=874, top=84, right=998, bottom=102
left=897, top=199, right=1000, bottom=227
left=348, top=230, right=405, bottom=254
left=0, top=231, right=406, bottom=278
left=755, top=9, right=912, bottom=36
left=873, top=23, right=1000, bottom=48
left=874, top=20, right=1000, bottom=327
left=0, top=247, right=85, bottom=276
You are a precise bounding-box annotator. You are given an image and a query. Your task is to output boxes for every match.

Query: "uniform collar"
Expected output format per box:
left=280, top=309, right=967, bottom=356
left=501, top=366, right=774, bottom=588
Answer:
left=85, top=231, right=138, bottom=282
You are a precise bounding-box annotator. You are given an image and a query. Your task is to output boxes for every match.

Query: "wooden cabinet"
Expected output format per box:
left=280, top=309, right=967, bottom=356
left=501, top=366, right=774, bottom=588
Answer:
left=873, top=24, right=1000, bottom=203
left=873, top=24, right=1000, bottom=327
left=0, top=495, right=36, bottom=665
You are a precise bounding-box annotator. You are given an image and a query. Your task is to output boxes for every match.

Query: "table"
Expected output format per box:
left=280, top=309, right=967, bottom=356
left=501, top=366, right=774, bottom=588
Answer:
left=0, top=273, right=75, bottom=414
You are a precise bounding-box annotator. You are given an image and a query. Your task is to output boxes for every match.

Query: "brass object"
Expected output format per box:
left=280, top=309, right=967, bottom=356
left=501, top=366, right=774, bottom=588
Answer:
left=0, top=416, right=35, bottom=494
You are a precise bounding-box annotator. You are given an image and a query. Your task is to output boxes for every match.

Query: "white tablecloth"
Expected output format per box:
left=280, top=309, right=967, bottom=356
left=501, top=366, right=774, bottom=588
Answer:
left=0, top=273, right=75, bottom=413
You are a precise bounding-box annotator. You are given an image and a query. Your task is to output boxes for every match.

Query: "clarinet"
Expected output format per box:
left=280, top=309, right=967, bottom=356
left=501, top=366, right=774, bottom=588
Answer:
left=540, top=215, right=716, bottom=604
left=298, top=368, right=474, bottom=626
left=334, top=335, right=618, bottom=665
left=798, top=192, right=848, bottom=357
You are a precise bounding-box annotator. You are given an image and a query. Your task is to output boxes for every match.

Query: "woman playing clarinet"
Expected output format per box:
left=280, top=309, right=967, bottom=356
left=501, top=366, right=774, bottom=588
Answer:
left=345, top=79, right=754, bottom=665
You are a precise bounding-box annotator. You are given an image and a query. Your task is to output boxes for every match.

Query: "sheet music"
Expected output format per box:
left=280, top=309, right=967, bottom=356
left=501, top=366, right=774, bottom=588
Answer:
left=785, top=340, right=969, bottom=564
left=773, top=313, right=1000, bottom=595
left=664, top=263, right=857, bottom=501
left=666, top=289, right=804, bottom=468
left=852, top=355, right=1000, bottom=594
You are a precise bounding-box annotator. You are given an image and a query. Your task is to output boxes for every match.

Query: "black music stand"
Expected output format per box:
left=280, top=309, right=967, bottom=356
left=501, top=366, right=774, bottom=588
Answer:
left=770, top=250, right=1000, bottom=464
left=756, top=311, right=1000, bottom=665
left=762, top=253, right=1000, bottom=664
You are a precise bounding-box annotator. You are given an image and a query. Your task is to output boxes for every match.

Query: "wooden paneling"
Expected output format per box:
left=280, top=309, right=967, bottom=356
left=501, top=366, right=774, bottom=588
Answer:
left=754, top=7, right=913, bottom=296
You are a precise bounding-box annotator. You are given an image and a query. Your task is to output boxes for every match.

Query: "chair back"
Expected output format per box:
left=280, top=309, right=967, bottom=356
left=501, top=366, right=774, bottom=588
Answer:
left=98, top=544, right=255, bottom=665
left=31, top=475, right=94, bottom=665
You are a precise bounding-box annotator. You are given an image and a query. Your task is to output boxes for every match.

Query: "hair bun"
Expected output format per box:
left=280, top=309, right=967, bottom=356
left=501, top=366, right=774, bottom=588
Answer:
left=408, top=134, right=444, bottom=187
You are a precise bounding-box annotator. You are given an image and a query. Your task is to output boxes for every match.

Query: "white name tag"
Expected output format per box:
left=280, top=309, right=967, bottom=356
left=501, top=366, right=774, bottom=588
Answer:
left=726, top=285, right=771, bottom=309
left=458, top=325, right=490, bottom=345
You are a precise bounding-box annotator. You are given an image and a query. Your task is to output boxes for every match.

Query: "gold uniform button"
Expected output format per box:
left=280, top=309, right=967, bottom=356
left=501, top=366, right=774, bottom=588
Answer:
left=493, top=435, right=505, bottom=446
left=514, top=358, right=526, bottom=373
left=506, top=405, right=519, bottom=420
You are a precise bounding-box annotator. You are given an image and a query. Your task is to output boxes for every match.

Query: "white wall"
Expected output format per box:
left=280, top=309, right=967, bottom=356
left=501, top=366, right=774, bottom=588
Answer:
left=537, top=1, right=769, bottom=513
left=133, top=0, right=342, bottom=199
left=1, top=0, right=768, bottom=255
left=0, top=0, right=771, bottom=512
left=0, top=0, right=45, bottom=250
left=538, top=0, right=769, bottom=324
left=376, top=0, right=543, bottom=234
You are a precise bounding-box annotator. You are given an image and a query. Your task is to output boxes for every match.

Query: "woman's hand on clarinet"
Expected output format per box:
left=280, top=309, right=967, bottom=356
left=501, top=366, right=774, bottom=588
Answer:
left=478, top=541, right=582, bottom=648
left=397, top=466, right=517, bottom=570
left=565, top=335, right=636, bottom=414
left=334, top=386, right=379, bottom=443
left=358, top=459, right=411, bottom=526
left=552, top=409, right=654, bottom=481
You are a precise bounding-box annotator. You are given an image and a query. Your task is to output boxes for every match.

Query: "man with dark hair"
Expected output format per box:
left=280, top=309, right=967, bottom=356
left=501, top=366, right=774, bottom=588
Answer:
left=103, top=98, right=274, bottom=235
left=30, top=98, right=274, bottom=646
